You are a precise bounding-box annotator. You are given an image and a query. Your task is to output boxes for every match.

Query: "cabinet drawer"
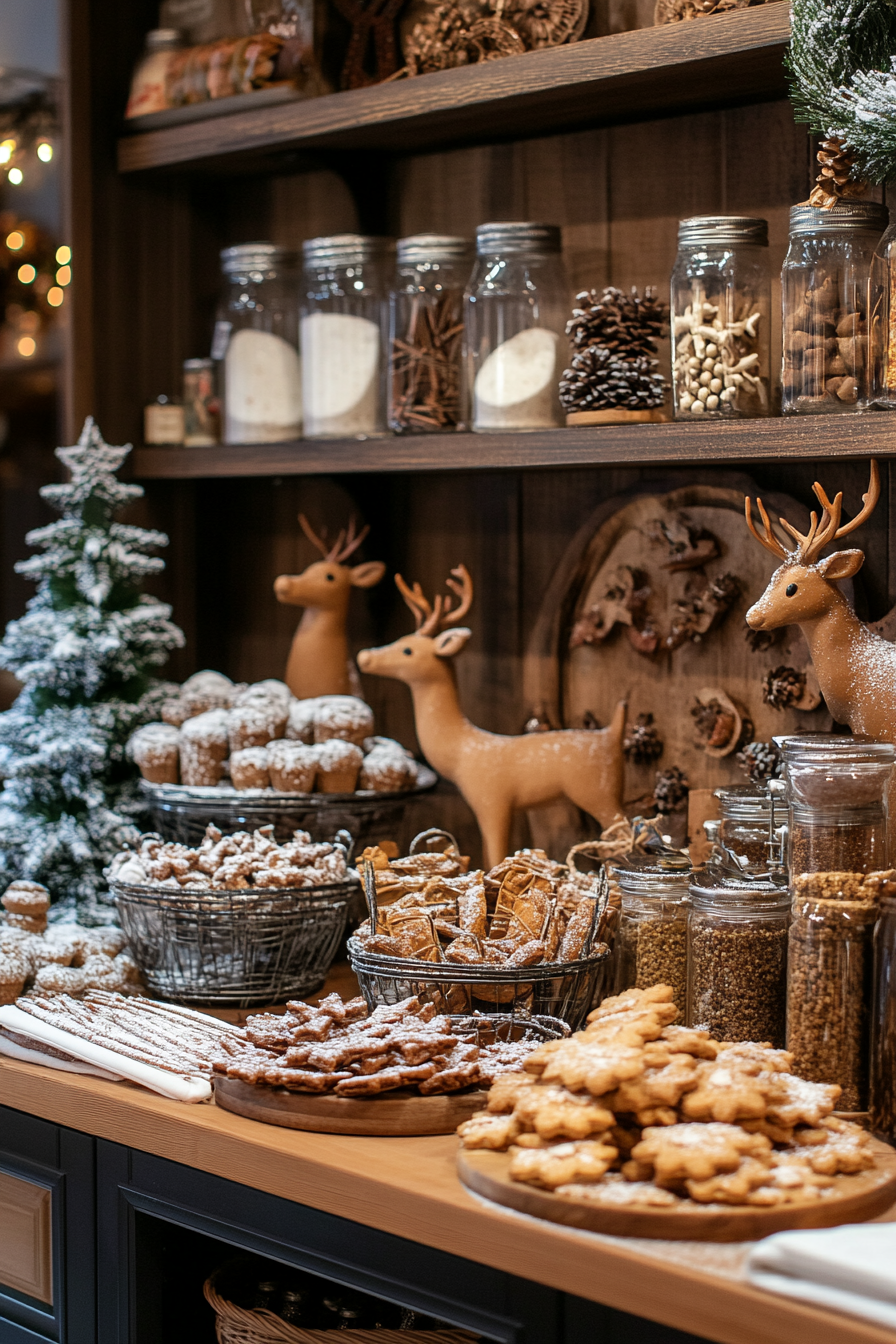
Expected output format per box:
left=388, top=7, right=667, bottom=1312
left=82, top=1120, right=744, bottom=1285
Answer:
left=0, top=1169, right=53, bottom=1304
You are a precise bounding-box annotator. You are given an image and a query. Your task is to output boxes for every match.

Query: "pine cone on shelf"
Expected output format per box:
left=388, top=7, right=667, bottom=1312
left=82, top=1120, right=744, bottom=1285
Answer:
left=560, top=286, right=669, bottom=413
left=762, top=664, right=806, bottom=710
left=737, top=739, right=783, bottom=783
left=808, top=136, right=869, bottom=209
left=654, top=766, right=689, bottom=814
left=623, top=712, right=664, bottom=764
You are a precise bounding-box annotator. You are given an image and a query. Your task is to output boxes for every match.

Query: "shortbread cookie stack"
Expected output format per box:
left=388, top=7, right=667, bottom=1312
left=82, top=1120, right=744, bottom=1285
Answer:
left=458, top=984, right=875, bottom=1208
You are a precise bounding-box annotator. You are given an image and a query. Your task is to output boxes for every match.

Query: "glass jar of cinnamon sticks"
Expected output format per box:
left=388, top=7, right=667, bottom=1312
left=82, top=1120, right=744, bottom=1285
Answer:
left=389, top=234, right=471, bottom=434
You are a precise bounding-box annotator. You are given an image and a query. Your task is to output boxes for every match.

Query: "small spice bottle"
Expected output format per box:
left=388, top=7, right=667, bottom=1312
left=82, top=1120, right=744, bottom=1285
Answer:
left=713, top=785, right=780, bottom=873
left=389, top=234, right=470, bottom=433
left=779, top=733, right=895, bottom=875
left=687, top=872, right=790, bottom=1046
left=612, top=854, right=690, bottom=1014
left=787, top=870, right=885, bottom=1112
left=215, top=243, right=301, bottom=445
left=464, top=222, right=567, bottom=432
left=182, top=357, right=219, bottom=446
left=301, top=234, right=394, bottom=439
left=870, top=880, right=896, bottom=1139
left=782, top=201, right=888, bottom=414
left=670, top=216, right=771, bottom=420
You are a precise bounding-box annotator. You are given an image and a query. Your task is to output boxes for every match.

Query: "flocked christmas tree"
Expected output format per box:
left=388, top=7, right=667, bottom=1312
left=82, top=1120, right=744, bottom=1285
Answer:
left=0, top=418, right=184, bottom=923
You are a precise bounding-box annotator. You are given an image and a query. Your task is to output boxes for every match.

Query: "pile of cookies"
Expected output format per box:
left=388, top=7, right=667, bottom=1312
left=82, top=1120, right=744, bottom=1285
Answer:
left=0, top=881, right=142, bottom=1003
left=107, top=824, right=353, bottom=892
left=213, top=992, right=539, bottom=1096
left=354, top=846, right=608, bottom=968
left=128, top=670, right=418, bottom=795
left=458, top=985, right=875, bottom=1208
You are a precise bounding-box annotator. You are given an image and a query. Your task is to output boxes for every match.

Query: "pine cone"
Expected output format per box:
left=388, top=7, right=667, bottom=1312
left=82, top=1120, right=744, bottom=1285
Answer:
left=559, top=345, right=665, bottom=411
left=762, top=664, right=805, bottom=710
left=566, top=286, right=668, bottom=357
left=808, top=136, right=868, bottom=209
left=654, top=766, right=688, bottom=814
left=737, top=739, right=783, bottom=783
left=623, top=712, right=664, bottom=764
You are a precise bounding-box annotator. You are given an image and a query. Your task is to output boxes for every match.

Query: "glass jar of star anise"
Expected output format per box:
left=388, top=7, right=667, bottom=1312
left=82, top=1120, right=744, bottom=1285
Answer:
left=389, top=234, right=471, bottom=433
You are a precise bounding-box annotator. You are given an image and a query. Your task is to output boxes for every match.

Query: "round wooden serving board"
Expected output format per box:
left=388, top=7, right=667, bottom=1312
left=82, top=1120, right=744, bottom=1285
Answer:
left=214, top=1076, right=487, bottom=1136
left=457, top=1140, right=896, bottom=1242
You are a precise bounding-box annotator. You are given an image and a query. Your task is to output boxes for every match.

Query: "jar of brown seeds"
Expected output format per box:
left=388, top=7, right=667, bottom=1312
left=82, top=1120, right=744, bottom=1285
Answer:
left=612, top=854, right=690, bottom=1014
left=779, top=734, right=895, bottom=875
left=714, top=785, right=779, bottom=873
left=871, top=888, right=896, bottom=1140
left=687, top=872, right=790, bottom=1046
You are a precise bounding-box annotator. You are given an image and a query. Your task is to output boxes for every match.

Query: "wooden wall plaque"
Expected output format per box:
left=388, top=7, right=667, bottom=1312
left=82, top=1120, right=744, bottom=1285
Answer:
left=0, top=1169, right=53, bottom=1304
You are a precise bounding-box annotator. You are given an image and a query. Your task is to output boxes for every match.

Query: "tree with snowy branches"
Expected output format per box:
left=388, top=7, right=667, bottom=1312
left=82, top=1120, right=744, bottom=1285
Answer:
left=0, top=418, right=184, bottom=922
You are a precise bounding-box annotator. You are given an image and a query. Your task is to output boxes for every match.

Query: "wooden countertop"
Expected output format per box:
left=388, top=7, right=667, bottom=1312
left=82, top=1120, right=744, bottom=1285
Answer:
left=3, top=1055, right=896, bottom=1344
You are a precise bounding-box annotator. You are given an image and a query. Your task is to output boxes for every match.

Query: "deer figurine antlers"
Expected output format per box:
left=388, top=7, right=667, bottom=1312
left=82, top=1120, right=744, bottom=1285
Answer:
left=274, top=515, right=385, bottom=699
left=744, top=461, right=896, bottom=738
left=357, top=565, right=626, bottom=867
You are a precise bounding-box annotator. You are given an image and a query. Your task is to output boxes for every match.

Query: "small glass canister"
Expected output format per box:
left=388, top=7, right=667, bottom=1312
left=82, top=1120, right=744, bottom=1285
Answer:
left=782, top=200, right=888, bottom=414
left=687, top=872, right=790, bottom=1046
left=779, top=733, right=895, bottom=875
left=301, top=234, right=394, bottom=439
left=389, top=234, right=470, bottom=434
left=612, top=854, right=690, bottom=1014
left=671, top=216, right=771, bottom=420
left=714, top=785, right=780, bottom=873
left=182, top=357, right=219, bottom=446
left=871, top=882, right=896, bottom=1139
left=788, top=870, right=885, bottom=1112
left=464, top=222, right=567, bottom=432
left=215, top=242, right=301, bottom=445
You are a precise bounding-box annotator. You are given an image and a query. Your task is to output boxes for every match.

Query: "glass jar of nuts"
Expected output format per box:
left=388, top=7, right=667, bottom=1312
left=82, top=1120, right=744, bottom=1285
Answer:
left=612, top=854, right=690, bottom=1014
left=687, top=872, right=790, bottom=1046
left=671, top=216, right=771, bottom=420
left=871, top=888, right=896, bottom=1139
left=782, top=201, right=888, bottom=414
left=779, top=733, right=895, bottom=875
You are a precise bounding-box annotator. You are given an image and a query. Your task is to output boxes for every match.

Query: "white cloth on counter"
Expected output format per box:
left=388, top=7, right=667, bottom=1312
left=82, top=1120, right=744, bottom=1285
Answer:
left=0, top=1004, right=211, bottom=1103
left=0, top=1030, right=123, bottom=1080
left=748, top=1223, right=896, bottom=1331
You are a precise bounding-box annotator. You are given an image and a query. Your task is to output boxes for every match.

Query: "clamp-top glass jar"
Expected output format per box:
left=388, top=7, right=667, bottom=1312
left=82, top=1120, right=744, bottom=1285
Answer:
left=612, top=854, right=690, bottom=1014
left=215, top=243, right=301, bottom=445
left=871, top=883, right=896, bottom=1139
left=779, top=733, right=895, bottom=875
left=464, top=222, right=567, bottom=432
left=782, top=200, right=888, bottom=414
left=389, top=234, right=470, bottom=434
left=301, top=234, right=394, bottom=438
left=671, top=216, right=771, bottom=420
left=713, top=785, right=780, bottom=873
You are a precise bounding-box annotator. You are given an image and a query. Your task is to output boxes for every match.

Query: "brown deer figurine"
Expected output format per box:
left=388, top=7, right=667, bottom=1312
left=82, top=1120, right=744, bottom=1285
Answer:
left=274, top=515, right=385, bottom=699
left=357, top=565, right=627, bottom=867
left=744, top=460, right=896, bottom=738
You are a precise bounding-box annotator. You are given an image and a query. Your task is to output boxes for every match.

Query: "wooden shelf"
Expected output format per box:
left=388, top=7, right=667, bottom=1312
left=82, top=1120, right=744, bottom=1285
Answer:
left=132, top=414, right=893, bottom=479
left=117, top=6, right=789, bottom=173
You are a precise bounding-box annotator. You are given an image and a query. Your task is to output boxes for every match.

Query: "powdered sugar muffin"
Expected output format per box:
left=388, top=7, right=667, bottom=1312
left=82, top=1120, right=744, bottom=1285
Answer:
left=0, top=949, right=28, bottom=1004
left=285, top=697, right=319, bottom=743
left=316, top=739, right=364, bottom=793
left=267, top=741, right=319, bottom=792
left=179, top=709, right=230, bottom=786
left=230, top=746, right=271, bottom=790
left=129, top=722, right=180, bottom=784
left=313, top=696, right=374, bottom=747
left=359, top=744, right=417, bottom=792
left=2, top=881, right=51, bottom=934
left=228, top=698, right=288, bottom=752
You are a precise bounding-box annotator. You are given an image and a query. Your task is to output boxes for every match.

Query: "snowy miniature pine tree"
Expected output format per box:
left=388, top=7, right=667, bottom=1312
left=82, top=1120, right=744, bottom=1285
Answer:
left=0, top=418, right=184, bottom=922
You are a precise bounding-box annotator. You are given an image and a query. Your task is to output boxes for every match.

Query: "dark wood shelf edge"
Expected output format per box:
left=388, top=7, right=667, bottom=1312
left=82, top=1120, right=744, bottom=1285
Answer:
left=132, top=417, right=895, bottom=479
left=117, top=7, right=790, bottom=172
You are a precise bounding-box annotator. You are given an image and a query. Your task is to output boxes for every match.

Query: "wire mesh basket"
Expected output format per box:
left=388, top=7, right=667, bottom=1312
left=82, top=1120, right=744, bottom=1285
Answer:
left=447, top=1011, right=570, bottom=1045
left=348, top=938, right=609, bottom=1029
left=113, top=877, right=358, bottom=1008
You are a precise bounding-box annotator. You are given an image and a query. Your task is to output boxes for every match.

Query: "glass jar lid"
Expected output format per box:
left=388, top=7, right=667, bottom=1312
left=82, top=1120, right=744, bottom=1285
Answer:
left=677, top=216, right=768, bottom=247
left=475, top=222, right=562, bottom=255
left=397, top=234, right=470, bottom=265
left=776, top=733, right=896, bottom=767
left=714, top=786, right=771, bottom=821
left=689, top=869, right=789, bottom=910
left=302, top=234, right=395, bottom=266
left=788, top=201, right=889, bottom=236
left=612, top=853, right=691, bottom=896
left=220, top=242, right=295, bottom=276
left=146, top=28, right=183, bottom=50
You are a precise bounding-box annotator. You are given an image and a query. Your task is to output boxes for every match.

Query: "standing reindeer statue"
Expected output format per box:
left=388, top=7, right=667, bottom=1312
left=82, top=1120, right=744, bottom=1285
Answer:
left=744, top=460, right=896, bottom=739
left=274, top=516, right=385, bottom=699
left=357, top=565, right=627, bottom=867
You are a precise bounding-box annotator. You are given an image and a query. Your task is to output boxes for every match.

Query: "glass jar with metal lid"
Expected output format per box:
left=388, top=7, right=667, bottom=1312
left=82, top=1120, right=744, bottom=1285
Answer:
left=300, top=234, right=394, bottom=438
left=463, top=222, right=567, bottom=432
left=713, top=785, right=785, bottom=873
left=782, top=200, right=888, bottom=414
left=671, top=216, right=771, bottom=420
left=612, top=853, right=690, bottom=1013
left=871, top=884, right=896, bottom=1139
left=215, top=242, right=301, bottom=445
left=389, top=234, right=470, bottom=434
left=778, top=733, right=895, bottom=876
left=687, top=871, right=790, bottom=1045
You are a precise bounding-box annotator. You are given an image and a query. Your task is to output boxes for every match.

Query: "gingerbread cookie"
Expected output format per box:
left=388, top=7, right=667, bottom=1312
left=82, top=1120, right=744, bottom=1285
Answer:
left=630, top=1122, right=772, bottom=1186
left=509, top=1139, right=618, bottom=1189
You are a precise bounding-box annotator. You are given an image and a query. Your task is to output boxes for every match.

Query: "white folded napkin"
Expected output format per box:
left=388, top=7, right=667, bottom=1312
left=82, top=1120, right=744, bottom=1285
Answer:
left=748, top=1224, right=896, bottom=1331
left=0, top=1030, right=122, bottom=1081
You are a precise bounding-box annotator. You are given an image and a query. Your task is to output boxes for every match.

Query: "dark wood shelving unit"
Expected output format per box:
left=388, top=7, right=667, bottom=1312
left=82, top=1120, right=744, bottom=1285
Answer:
left=132, top=415, right=890, bottom=479
left=117, top=5, right=789, bottom=173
